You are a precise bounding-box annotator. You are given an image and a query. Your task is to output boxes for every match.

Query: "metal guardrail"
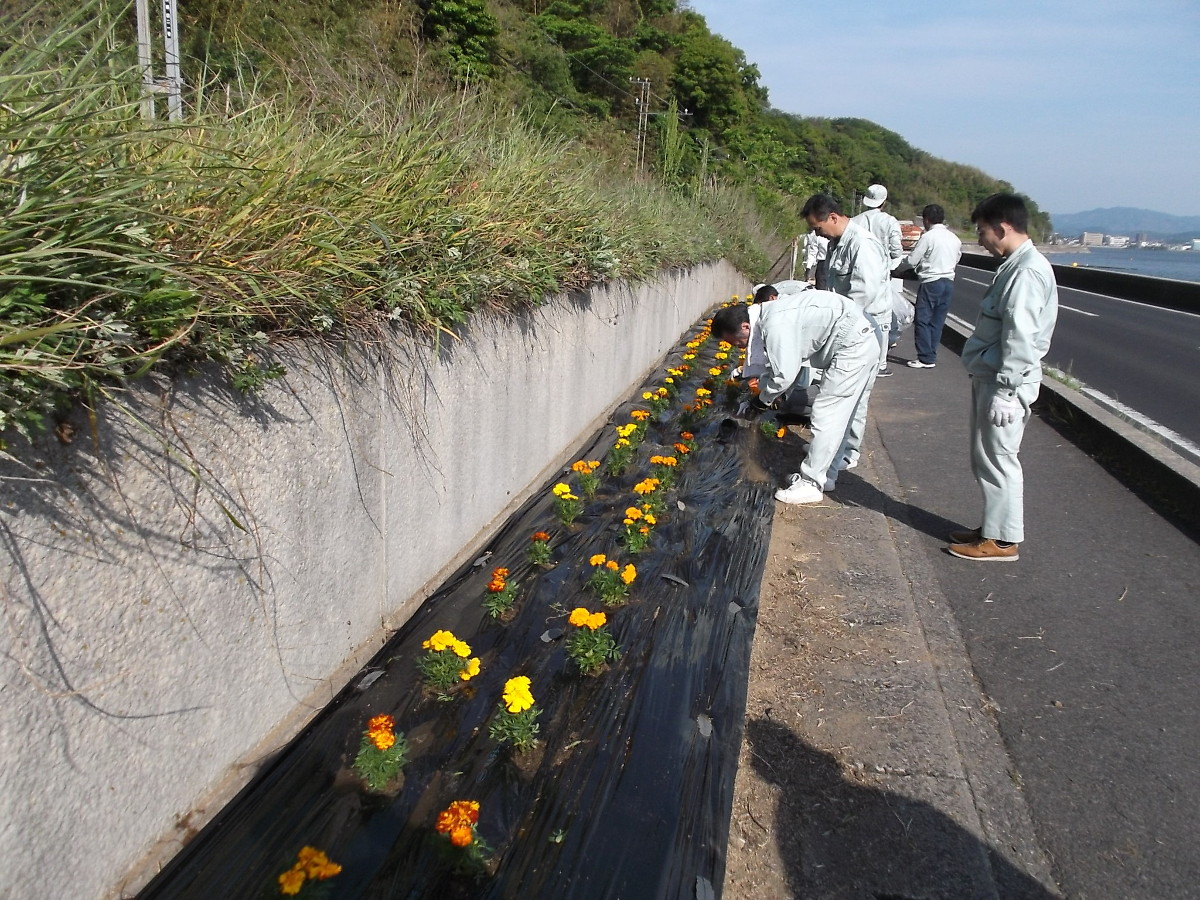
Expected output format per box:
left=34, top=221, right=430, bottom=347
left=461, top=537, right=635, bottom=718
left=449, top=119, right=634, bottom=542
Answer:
left=959, top=251, right=1200, bottom=315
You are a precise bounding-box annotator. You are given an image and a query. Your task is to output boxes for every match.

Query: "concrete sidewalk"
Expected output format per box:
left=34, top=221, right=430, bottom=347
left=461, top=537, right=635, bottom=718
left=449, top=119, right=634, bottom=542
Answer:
left=724, top=333, right=1200, bottom=897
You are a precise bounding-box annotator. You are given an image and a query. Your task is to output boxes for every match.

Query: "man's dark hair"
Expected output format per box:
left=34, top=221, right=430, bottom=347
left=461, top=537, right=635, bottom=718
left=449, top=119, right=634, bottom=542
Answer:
left=710, top=304, right=749, bottom=339
left=970, top=193, right=1029, bottom=234
left=753, top=284, right=779, bottom=304
left=921, top=204, right=945, bottom=225
left=801, top=193, right=841, bottom=221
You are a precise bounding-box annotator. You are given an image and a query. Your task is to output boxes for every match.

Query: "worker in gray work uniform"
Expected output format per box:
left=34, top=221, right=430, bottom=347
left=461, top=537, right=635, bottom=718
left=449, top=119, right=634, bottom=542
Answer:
left=852, top=182, right=906, bottom=360
left=712, top=290, right=878, bottom=505
left=948, top=193, right=1058, bottom=561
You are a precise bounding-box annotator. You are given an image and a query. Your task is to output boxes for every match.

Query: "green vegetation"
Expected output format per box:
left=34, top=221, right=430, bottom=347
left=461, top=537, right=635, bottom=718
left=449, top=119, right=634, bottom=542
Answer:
left=1, top=0, right=1048, bottom=442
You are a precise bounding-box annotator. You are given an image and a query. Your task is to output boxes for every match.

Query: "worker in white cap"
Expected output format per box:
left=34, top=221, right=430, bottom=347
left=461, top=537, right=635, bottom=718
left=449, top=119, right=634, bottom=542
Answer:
left=852, top=183, right=905, bottom=376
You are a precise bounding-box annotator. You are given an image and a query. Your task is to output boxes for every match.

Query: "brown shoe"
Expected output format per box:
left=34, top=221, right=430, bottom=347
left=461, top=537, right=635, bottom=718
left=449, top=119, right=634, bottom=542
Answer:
left=947, top=526, right=982, bottom=544
left=947, top=538, right=1019, bottom=561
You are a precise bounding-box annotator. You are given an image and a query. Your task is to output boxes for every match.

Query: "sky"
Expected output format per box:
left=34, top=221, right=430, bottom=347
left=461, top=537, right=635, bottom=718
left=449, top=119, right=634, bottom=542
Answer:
left=683, top=0, right=1200, bottom=217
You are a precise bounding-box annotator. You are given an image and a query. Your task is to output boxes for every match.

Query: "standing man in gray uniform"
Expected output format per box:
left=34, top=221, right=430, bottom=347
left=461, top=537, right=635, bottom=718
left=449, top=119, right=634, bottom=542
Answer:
left=949, top=193, right=1058, bottom=561
left=852, top=183, right=905, bottom=373
left=712, top=291, right=878, bottom=505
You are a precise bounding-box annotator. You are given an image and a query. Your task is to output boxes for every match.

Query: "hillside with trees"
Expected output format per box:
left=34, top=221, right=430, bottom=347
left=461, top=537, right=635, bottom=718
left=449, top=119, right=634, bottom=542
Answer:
left=177, top=0, right=1047, bottom=233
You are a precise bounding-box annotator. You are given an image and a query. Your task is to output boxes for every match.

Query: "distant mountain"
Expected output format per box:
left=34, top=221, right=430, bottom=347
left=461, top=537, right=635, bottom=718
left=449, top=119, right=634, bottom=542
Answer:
left=1051, top=207, right=1200, bottom=240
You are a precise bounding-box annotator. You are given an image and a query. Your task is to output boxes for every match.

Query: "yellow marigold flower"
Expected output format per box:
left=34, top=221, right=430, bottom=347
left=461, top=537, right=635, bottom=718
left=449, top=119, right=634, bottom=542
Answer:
left=715, top=352, right=728, bottom=360
left=589, top=553, right=608, bottom=566
left=616, top=423, right=637, bottom=438
left=586, top=611, right=607, bottom=629
left=279, top=867, right=306, bottom=895
left=777, top=427, right=787, bottom=439
left=644, top=513, right=657, bottom=526
left=682, top=352, right=696, bottom=360
left=708, top=367, right=722, bottom=376
left=606, top=560, right=619, bottom=571
left=642, top=391, right=654, bottom=400
left=625, top=506, right=642, bottom=520
left=656, top=387, right=668, bottom=397
left=569, top=607, right=592, bottom=627
left=423, top=629, right=457, bottom=652
left=451, top=639, right=472, bottom=659
left=615, top=438, right=630, bottom=448
left=460, top=657, right=481, bottom=681
left=621, top=564, right=637, bottom=585
left=502, top=676, right=535, bottom=713
left=719, top=339, right=733, bottom=349
left=660, top=457, right=677, bottom=467
left=630, top=409, right=650, bottom=421
left=649, top=455, right=663, bottom=465
left=695, top=388, right=711, bottom=398
left=552, top=482, right=572, bottom=497
left=664, top=377, right=675, bottom=385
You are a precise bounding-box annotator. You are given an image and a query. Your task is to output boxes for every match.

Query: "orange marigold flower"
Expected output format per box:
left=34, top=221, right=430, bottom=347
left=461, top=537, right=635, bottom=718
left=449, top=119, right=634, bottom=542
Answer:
left=450, top=824, right=474, bottom=847
left=278, top=867, right=306, bottom=895
left=589, top=553, right=608, bottom=566
left=297, top=847, right=341, bottom=880
left=531, top=531, right=550, bottom=542
left=569, top=607, right=592, bottom=627
left=487, top=579, right=506, bottom=593
left=367, top=714, right=394, bottom=734
left=369, top=728, right=396, bottom=752
left=620, top=564, right=637, bottom=585
left=776, top=427, right=787, bottom=439
left=680, top=432, right=694, bottom=440
left=673, top=443, right=690, bottom=454
left=630, top=409, right=650, bottom=421
left=586, top=611, right=607, bottom=629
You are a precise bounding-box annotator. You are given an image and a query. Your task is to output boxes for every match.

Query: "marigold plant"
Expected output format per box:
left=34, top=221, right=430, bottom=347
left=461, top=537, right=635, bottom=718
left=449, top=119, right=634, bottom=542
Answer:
left=277, top=846, right=342, bottom=896
left=571, top=459, right=602, bottom=499
left=489, top=676, right=541, bottom=751
left=483, top=566, right=519, bottom=618
left=352, top=713, right=409, bottom=792
left=620, top=504, right=657, bottom=553
left=551, top=482, right=582, bottom=526
left=528, top=530, right=553, bottom=567
left=565, top=607, right=620, bottom=675
left=417, top=630, right=480, bottom=701
left=587, top=554, right=637, bottom=606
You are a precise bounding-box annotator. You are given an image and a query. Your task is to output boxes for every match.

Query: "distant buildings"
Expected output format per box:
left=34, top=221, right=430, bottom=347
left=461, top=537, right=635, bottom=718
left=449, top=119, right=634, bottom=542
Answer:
left=1081, top=232, right=1104, bottom=246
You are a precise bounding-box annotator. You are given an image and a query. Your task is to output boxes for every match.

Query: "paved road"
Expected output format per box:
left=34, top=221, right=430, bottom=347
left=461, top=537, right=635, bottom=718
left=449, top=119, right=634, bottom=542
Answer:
left=945, top=265, right=1200, bottom=449
left=868, top=344, right=1200, bottom=899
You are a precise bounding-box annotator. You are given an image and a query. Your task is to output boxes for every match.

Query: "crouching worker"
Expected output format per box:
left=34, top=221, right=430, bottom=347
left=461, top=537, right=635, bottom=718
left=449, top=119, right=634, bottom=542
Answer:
left=712, top=291, right=879, bottom=505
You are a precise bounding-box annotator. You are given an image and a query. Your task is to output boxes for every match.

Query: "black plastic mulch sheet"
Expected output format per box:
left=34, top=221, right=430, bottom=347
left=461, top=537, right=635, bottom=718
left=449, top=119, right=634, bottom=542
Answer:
left=140, top=315, right=775, bottom=900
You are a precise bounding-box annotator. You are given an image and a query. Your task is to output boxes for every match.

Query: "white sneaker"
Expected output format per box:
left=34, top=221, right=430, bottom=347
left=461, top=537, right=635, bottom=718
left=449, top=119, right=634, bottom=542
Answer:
left=906, top=360, right=935, bottom=368
left=775, top=475, right=824, bottom=505
left=841, top=455, right=859, bottom=470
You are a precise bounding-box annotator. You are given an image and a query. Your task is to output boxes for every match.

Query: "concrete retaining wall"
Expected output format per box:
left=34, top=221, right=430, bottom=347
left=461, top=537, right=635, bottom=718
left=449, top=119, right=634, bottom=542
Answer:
left=0, top=261, right=744, bottom=899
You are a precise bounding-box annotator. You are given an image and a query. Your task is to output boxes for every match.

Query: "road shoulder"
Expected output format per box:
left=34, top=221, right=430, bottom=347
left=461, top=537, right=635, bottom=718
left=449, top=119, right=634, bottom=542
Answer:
left=722, top=420, right=1059, bottom=898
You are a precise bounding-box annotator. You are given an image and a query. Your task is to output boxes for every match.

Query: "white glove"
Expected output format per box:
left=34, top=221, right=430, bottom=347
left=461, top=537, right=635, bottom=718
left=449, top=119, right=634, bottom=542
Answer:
left=730, top=365, right=742, bottom=379
left=988, top=393, right=1022, bottom=427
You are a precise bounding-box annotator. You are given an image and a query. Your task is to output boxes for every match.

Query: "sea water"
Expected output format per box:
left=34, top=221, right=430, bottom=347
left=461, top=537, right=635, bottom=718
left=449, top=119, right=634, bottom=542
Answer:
left=1044, top=246, right=1200, bottom=284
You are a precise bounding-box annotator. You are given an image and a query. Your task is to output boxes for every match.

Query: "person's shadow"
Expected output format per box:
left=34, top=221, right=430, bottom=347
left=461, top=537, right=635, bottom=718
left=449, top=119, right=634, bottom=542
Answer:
left=744, top=718, right=1060, bottom=899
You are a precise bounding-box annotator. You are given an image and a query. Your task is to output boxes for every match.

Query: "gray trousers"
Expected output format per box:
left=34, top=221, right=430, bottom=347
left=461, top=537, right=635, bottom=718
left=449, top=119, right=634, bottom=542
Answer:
left=969, top=378, right=1041, bottom=543
left=799, top=333, right=879, bottom=488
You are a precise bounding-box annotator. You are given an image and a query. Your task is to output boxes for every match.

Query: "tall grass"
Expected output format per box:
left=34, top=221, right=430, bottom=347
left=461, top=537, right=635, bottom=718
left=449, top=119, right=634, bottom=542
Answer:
left=1, top=2, right=779, bottom=442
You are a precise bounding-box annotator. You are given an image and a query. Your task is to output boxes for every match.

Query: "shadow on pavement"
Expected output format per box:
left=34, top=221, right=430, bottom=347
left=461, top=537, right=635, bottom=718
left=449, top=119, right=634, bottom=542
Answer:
left=833, top=475, right=965, bottom=547
left=745, top=718, right=1059, bottom=900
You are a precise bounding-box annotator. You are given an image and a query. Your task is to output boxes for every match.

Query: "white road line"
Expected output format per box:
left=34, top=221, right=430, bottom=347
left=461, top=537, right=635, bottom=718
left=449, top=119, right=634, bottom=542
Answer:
left=1060, top=304, right=1098, bottom=317
left=1080, top=387, right=1200, bottom=466
left=962, top=277, right=990, bottom=286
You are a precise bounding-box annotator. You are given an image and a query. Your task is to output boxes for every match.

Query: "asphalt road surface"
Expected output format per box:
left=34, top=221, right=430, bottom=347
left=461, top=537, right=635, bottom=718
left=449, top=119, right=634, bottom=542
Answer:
left=873, top=334, right=1200, bottom=898
left=945, top=265, right=1200, bottom=450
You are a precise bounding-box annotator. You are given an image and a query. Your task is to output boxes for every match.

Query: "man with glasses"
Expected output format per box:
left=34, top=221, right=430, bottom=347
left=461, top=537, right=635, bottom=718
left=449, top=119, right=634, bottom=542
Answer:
left=948, top=193, right=1058, bottom=561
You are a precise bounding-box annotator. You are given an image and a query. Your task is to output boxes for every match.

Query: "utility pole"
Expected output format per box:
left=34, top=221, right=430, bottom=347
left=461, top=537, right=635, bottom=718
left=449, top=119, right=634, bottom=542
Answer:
left=135, top=0, right=184, bottom=121
left=629, top=77, right=651, bottom=174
